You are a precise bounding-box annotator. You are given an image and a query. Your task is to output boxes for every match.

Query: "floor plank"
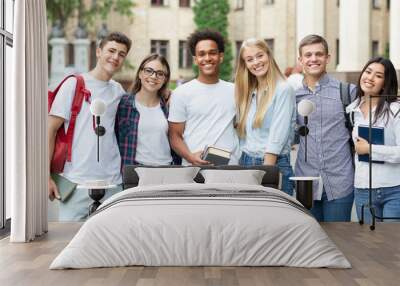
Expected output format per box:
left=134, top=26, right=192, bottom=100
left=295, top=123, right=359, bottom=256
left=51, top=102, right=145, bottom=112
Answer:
left=0, top=222, right=399, bottom=286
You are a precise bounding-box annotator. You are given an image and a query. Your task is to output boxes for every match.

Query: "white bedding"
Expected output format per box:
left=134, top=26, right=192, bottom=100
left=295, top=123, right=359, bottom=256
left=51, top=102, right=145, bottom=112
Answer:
left=50, top=183, right=351, bottom=269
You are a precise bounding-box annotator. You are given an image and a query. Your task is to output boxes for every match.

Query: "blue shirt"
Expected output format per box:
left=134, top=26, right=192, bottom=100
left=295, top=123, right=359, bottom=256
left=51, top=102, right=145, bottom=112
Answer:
left=240, top=81, right=296, bottom=157
left=295, top=74, right=356, bottom=200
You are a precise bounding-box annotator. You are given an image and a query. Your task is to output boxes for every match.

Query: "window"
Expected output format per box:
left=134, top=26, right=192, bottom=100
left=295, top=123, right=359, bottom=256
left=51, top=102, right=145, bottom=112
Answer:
left=179, top=0, right=190, bottom=7
left=89, top=41, right=97, bottom=70
left=67, top=43, right=74, bottom=66
left=387, top=0, right=390, bottom=10
left=385, top=43, right=390, bottom=58
left=151, top=40, right=169, bottom=60
left=5, top=0, right=14, bottom=33
left=265, top=0, right=274, bottom=5
left=337, top=0, right=340, bottom=7
left=336, top=39, right=340, bottom=66
left=151, top=0, right=166, bottom=6
left=372, top=0, right=381, bottom=9
left=179, top=40, right=192, bottom=68
left=372, top=41, right=379, bottom=57
left=235, top=41, right=243, bottom=58
left=265, top=38, right=274, bottom=56
left=1, top=0, right=14, bottom=233
left=235, top=0, right=244, bottom=10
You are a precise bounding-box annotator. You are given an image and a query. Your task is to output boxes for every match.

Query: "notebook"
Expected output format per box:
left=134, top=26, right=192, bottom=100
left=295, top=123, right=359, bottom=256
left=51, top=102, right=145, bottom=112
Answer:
left=202, top=145, right=231, bottom=166
left=50, top=173, right=78, bottom=202
left=357, top=125, right=384, bottom=164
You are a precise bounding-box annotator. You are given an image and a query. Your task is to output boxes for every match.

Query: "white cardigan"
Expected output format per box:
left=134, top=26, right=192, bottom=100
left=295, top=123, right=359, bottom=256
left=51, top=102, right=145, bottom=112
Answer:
left=346, top=100, right=400, bottom=188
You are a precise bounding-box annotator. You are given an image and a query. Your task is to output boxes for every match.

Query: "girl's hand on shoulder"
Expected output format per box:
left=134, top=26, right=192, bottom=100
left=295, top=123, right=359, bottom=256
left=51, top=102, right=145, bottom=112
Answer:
left=355, top=137, right=370, bottom=155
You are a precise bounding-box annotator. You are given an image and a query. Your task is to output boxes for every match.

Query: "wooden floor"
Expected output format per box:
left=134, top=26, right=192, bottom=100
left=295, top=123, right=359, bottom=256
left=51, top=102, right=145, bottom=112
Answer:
left=0, top=222, right=399, bottom=286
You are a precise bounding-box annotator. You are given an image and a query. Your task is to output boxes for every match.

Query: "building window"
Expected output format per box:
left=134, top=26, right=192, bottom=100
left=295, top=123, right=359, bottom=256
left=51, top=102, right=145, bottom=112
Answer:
left=337, top=0, right=340, bottom=7
left=336, top=39, right=340, bottom=66
left=235, top=0, right=244, bottom=10
left=235, top=41, right=243, bottom=58
left=265, top=38, right=274, bottom=56
left=90, top=41, right=97, bottom=70
left=151, top=40, right=169, bottom=59
left=179, top=40, right=192, bottom=68
left=67, top=43, right=74, bottom=66
left=387, top=0, right=390, bottom=10
left=265, top=0, right=274, bottom=5
left=151, top=0, right=166, bottom=6
left=1, top=0, right=15, bottom=232
left=372, top=0, right=381, bottom=9
left=179, top=0, right=190, bottom=7
left=372, top=41, right=379, bottom=57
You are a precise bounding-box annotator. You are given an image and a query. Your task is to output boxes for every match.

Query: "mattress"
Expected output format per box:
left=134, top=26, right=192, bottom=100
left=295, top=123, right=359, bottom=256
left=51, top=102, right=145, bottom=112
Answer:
left=50, top=183, right=351, bottom=269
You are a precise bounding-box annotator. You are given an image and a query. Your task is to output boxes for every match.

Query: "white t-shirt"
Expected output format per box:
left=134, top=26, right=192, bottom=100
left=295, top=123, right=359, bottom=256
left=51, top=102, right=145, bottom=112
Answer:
left=168, top=79, right=239, bottom=165
left=49, top=73, right=124, bottom=184
left=135, top=101, right=172, bottom=165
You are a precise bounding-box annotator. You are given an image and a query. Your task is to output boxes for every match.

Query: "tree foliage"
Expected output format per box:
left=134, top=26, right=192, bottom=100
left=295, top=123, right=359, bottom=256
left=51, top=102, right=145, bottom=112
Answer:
left=46, top=0, right=80, bottom=28
left=193, top=0, right=233, bottom=81
left=46, top=0, right=135, bottom=30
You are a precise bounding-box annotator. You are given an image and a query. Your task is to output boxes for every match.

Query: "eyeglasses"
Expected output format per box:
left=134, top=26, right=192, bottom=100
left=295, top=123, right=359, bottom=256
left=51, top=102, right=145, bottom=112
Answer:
left=142, top=67, right=167, bottom=79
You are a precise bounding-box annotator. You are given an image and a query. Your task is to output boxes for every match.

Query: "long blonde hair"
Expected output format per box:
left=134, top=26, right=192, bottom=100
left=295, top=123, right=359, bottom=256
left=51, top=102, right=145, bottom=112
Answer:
left=234, top=39, right=284, bottom=138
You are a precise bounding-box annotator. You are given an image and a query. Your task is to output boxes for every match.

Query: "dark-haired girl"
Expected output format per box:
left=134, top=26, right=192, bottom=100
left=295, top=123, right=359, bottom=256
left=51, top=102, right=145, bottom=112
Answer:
left=116, top=54, right=180, bottom=168
left=346, top=57, right=400, bottom=223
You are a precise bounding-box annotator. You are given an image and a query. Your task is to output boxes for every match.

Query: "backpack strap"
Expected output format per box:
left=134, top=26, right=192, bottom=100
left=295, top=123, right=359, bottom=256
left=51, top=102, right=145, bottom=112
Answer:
left=52, top=75, right=78, bottom=96
left=65, top=75, right=91, bottom=161
left=340, top=82, right=355, bottom=168
left=340, top=82, right=351, bottom=107
left=340, top=82, right=353, bottom=131
left=48, top=75, right=79, bottom=112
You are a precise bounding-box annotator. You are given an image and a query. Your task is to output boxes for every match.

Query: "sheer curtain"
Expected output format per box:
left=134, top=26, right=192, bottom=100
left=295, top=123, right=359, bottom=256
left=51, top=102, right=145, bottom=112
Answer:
left=8, top=0, right=48, bottom=242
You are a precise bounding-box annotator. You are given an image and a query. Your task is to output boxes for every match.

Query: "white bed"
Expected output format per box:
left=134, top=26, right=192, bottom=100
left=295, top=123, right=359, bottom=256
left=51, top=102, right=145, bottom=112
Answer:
left=50, top=182, right=351, bottom=269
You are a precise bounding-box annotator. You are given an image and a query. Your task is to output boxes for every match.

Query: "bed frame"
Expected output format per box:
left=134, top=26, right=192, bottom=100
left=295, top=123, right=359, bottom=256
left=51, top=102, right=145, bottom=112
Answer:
left=122, top=165, right=280, bottom=190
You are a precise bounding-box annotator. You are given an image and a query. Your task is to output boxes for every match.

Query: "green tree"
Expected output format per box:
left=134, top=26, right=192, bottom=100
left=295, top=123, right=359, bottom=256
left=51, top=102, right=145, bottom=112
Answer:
left=46, top=0, right=135, bottom=30
left=192, top=0, right=233, bottom=81
left=46, top=0, right=80, bottom=28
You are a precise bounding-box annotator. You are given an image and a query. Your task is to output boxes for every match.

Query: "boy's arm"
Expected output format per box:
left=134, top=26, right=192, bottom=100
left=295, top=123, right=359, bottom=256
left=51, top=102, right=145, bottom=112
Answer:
left=168, top=122, right=209, bottom=165
left=48, top=115, right=64, bottom=201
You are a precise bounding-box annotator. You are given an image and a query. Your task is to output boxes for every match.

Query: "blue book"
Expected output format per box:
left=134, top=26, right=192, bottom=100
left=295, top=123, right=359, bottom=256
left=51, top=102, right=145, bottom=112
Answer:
left=357, top=125, right=384, bottom=164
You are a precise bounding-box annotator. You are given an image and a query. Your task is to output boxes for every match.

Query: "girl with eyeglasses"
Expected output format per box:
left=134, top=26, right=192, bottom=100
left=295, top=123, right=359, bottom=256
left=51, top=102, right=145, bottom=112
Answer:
left=346, top=57, right=400, bottom=223
left=116, top=54, right=180, bottom=168
left=235, top=38, right=296, bottom=196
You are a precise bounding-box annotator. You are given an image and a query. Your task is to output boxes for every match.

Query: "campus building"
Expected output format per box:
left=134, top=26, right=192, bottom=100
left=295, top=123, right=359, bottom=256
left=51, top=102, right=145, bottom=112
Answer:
left=56, top=0, right=399, bottom=83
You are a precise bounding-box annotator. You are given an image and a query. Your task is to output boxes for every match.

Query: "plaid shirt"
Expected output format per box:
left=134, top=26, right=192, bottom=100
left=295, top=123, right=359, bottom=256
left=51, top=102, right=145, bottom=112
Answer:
left=115, top=93, right=180, bottom=168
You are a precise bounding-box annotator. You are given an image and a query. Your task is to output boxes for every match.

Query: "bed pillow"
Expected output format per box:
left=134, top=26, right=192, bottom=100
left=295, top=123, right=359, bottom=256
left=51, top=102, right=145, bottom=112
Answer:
left=135, top=167, right=200, bottom=186
left=200, top=169, right=266, bottom=185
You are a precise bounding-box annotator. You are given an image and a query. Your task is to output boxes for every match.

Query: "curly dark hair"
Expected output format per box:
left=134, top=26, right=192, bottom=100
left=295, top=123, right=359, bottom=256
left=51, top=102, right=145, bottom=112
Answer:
left=187, top=29, right=225, bottom=56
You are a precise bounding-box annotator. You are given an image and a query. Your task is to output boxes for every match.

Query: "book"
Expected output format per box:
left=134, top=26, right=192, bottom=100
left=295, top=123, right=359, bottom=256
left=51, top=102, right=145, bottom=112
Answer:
left=50, top=173, right=78, bottom=202
left=202, top=145, right=231, bottom=166
left=357, top=125, right=384, bottom=164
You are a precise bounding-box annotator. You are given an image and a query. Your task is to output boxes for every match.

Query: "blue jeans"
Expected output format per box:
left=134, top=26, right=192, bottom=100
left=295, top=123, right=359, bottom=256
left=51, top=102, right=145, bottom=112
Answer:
left=310, top=191, right=354, bottom=222
left=59, top=184, right=123, bottom=222
left=239, top=152, right=294, bottom=196
left=355, top=185, right=400, bottom=224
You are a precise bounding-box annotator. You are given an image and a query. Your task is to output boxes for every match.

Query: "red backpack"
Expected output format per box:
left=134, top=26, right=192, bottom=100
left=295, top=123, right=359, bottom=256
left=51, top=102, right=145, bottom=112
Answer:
left=48, top=75, right=91, bottom=173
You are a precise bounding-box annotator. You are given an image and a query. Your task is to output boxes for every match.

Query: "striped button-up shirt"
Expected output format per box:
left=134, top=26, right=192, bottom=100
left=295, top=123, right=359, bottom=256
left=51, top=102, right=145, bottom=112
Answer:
left=295, top=74, right=356, bottom=200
